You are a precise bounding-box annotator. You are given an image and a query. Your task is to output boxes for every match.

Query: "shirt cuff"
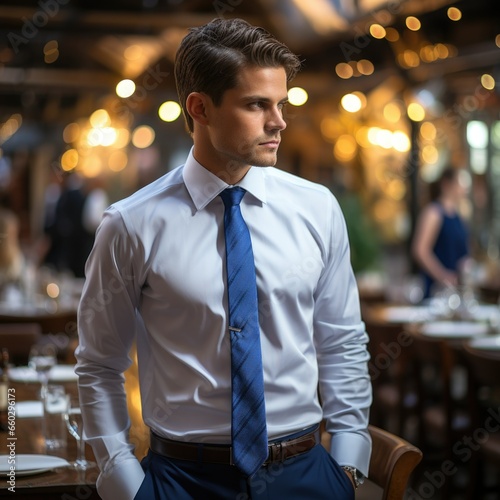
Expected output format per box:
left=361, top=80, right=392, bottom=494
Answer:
left=329, top=431, right=372, bottom=478
left=96, top=457, right=145, bottom=500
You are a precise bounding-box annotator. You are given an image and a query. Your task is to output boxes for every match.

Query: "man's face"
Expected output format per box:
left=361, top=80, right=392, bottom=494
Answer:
left=200, top=65, right=289, bottom=181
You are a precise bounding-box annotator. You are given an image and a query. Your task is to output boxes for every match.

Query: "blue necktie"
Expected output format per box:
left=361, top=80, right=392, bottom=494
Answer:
left=220, top=187, right=268, bottom=477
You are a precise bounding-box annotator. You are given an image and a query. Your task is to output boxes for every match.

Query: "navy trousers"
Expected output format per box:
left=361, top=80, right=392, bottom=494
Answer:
left=133, top=443, right=355, bottom=499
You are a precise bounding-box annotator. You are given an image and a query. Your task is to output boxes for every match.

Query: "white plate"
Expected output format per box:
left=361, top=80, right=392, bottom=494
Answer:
left=469, top=335, right=500, bottom=350
left=8, top=365, right=77, bottom=383
left=421, top=321, right=490, bottom=338
left=382, top=306, right=431, bottom=323
left=49, top=365, right=77, bottom=382
left=468, top=304, right=500, bottom=321
left=0, top=454, right=70, bottom=476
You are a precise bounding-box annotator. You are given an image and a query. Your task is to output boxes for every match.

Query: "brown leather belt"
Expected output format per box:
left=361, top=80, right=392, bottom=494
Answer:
left=150, top=426, right=320, bottom=467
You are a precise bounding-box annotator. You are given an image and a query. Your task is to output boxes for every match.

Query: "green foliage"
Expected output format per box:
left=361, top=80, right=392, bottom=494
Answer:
left=338, top=193, right=381, bottom=273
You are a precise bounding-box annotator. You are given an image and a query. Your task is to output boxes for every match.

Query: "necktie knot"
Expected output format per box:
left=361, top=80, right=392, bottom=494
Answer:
left=220, top=187, right=246, bottom=208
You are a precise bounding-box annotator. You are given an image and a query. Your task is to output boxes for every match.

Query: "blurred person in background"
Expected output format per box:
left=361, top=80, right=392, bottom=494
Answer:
left=42, top=172, right=108, bottom=278
left=0, top=208, right=24, bottom=292
left=412, top=167, right=470, bottom=299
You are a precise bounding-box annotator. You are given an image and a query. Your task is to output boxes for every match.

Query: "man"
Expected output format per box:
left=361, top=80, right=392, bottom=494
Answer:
left=76, top=18, right=372, bottom=500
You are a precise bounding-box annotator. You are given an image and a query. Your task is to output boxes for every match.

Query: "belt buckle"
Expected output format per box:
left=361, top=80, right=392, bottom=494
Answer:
left=268, top=441, right=284, bottom=463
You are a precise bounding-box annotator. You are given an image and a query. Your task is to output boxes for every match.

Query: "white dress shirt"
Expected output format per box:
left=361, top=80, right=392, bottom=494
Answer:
left=75, top=149, right=372, bottom=500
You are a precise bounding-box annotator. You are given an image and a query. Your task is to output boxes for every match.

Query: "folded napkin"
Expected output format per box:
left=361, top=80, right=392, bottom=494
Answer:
left=8, top=365, right=78, bottom=383
left=15, top=400, right=43, bottom=418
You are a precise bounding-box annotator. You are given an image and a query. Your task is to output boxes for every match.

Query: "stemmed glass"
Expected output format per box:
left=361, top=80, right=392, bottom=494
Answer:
left=28, top=344, right=57, bottom=397
left=64, top=395, right=95, bottom=470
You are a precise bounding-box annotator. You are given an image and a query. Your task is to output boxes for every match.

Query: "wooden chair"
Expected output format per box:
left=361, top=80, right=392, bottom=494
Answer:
left=368, top=425, right=423, bottom=500
left=363, top=307, right=417, bottom=437
left=462, top=343, right=500, bottom=497
left=0, top=322, right=42, bottom=365
left=321, top=423, right=422, bottom=499
left=407, top=329, right=471, bottom=454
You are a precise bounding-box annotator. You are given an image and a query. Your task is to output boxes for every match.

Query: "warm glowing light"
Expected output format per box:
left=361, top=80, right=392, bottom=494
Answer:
left=392, top=131, right=411, bottom=152
left=116, top=79, right=136, bottom=98
left=63, top=122, right=80, bottom=144
left=407, top=102, right=425, bottom=122
left=90, top=109, right=110, bottom=128
left=496, top=35, right=500, bottom=49
left=341, top=93, right=362, bottom=113
left=368, top=127, right=381, bottom=145
left=320, top=117, right=341, bottom=141
left=43, top=40, right=58, bottom=54
left=406, top=16, right=421, bottom=31
left=369, top=24, right=386, bottom=39
left=421, top=145, right=439, bottom=164
left=132, top=125, right=155, bottom=148
left=481, top=74, right=495, bottom=90
left=420, top=45, right=435, bottom=63
left=385, top=27, right=399, bottom=42
left=387, top=179, right=406, bottom=200
left=367, top=127, right=393, bottom=148
left=288, top=87, right=309, bottom=106
left=81, top=156, right=103, bottom=177
left=355, top=127, right=370, bottom=148
left=403, top=50, right=420, bottom=68
left=0, top=114, right=22, bottom=142
left=333, top=135, right=357, bottom=162
left=383, top=103, right=401, bottom=123
left=447, top=7, right=462, bottom=21
left=357, top=59, right=374, bottom=76
left=435, top=44, right=449, bottom=59
left=61, top=149, right=78, bottom=171
left=100, top=127, right=118, bottom=147
left=420, top=122, right=437, bottom=141
left=44, top=40, right=59, bottom=64
left=108, top=150, right=128, bottom=172
left=158, top=101, right=182, bottom=121
left=46, top=283, right=60, bottom=299
left=335, top=62, right=353, bottom=79
left=353, top=91, right=367, bottom=109
left=114, top=128, right=131, bottom=148
left=124, top=44, right=142, bottom=61
left=378, top=129, right=393, bottom=149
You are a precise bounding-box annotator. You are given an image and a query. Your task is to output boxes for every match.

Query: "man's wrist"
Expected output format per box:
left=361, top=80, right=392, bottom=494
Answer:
left=341, top=466, right=362, bottom=489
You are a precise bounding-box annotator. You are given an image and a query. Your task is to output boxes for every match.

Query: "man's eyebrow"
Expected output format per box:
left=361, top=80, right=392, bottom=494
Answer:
left=242, top=95, right=290, bottom=104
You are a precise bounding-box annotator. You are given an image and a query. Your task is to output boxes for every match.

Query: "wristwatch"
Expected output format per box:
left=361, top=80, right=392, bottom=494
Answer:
left=341, top=466, right=363, bottom=489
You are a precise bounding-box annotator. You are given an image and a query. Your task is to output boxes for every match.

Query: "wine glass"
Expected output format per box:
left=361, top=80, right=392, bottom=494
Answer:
left=64, top=395, right=95, bottom=469
left=28, top=344, right=57, bottom=397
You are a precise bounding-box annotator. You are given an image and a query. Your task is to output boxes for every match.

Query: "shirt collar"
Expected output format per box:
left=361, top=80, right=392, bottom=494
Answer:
left=183, top=148, right=267, bottom=211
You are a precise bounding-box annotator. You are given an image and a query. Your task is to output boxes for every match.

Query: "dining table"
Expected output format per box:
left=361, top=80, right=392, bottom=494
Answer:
left=0, top=367, right=100, bottom=499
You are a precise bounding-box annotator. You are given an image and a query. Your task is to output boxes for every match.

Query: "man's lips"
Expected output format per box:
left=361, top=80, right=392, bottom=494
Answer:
left=259, top=140, right=280, bottom=147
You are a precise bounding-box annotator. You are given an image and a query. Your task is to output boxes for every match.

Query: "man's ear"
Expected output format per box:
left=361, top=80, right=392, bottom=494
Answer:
left=186, top=92, right=210, bottom=127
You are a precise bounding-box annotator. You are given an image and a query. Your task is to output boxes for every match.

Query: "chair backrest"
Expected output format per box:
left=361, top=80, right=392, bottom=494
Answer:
left=368, top=424, right=423, bottom=500
left=0, top=322, right=42, bottom=365
left=406, top=329, right=455, bottom=430
left=462, top=343, right=500, bottom=424
left=462, top=343, right=500, bottom=387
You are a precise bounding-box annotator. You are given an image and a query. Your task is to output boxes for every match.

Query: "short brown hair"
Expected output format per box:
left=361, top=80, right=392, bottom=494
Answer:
left=175, top=18, right=301, bottom=133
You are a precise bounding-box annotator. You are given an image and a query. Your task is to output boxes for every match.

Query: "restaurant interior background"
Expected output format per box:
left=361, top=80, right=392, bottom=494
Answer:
left=1, top=0, right=500, bottom=498
left=1, top=0, right=500, bottom=283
